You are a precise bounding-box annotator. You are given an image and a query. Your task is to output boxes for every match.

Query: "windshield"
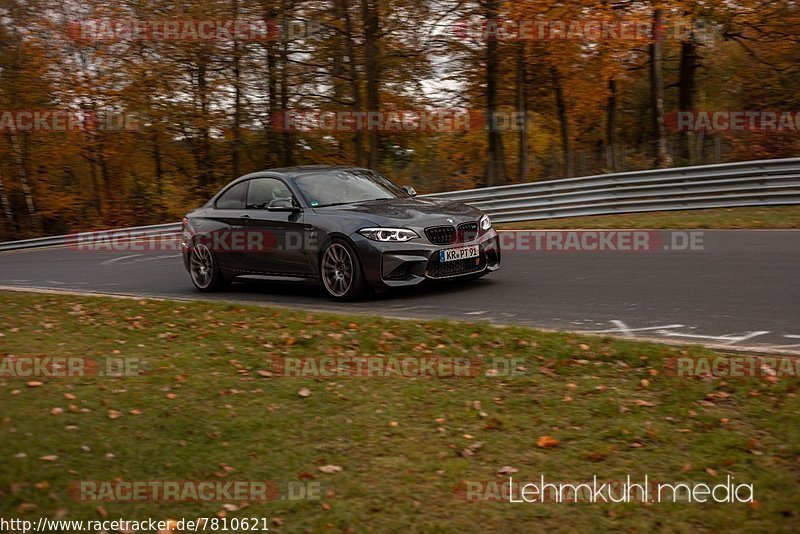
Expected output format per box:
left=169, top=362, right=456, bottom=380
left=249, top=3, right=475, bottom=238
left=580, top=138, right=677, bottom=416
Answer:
left=293, top=169, right=407, bottom=208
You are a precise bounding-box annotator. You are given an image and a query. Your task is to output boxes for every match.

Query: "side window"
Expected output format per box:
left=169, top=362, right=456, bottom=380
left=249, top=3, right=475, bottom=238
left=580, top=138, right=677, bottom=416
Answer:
left=246, top=178, right=292, bottom=209
left=215, top=181, right=248, bottom=210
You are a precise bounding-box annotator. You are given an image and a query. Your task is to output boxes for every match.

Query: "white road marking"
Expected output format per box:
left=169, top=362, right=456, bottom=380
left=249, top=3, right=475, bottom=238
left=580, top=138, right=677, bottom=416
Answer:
left=763, top=335, right=800, bottom=349
left=0, top=285, right=797, bottom=355
left=656, top=330, right=770, bottom=345
left=101, top=254, right=142, bottom=266
left=99, top=253, right=179, bottom=266
left=586, top=320, right=773, bottom=347
left=587, top=320, right=684, bottom=337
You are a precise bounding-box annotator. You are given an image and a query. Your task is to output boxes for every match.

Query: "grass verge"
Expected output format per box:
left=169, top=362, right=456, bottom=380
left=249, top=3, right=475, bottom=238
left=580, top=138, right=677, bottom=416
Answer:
left=0, top=291, right=798, bottom=532
left=496, top=206, right=800, bottom=230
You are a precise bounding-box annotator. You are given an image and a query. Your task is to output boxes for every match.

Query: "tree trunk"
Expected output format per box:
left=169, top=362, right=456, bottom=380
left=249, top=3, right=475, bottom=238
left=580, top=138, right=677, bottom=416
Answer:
left=151, top=126, right=164, bottom=216
left=195, top=54, right=214, bottom=191
left=7, top=129, right=41, bottom=232
left=342, top=0, right=365, bottom=166
left=516, top=41, right=528, bottom=182
left=605, top=78, right=617, bottom=172
left=0, top=167, right=13, bottom=234
left=332, top=0, right=347, bottom=160
left=361, top=0, right=381, bottom=170
left=484, top=0, right=506, bottom=186
left=650, top=8, right=672, bottom=168
left=231, top=0, right=243, bottom=178
left=279, top=0, right=294, bottom=166
left=266, top=38, right=279, bottom=168
left=551, top=66, right=572, bottom=177
left=678, top=28, right=698, bottom=164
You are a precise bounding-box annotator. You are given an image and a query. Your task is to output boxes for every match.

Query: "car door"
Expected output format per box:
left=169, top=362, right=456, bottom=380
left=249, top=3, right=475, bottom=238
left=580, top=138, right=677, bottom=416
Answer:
left=238, top=177, right=310, bottom=277
left=202, top=180, right=249, bottom=271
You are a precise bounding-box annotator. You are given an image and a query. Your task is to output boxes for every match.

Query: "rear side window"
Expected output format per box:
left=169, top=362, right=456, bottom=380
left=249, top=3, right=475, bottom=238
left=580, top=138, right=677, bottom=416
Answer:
left=215, top=181, right=248, bottom=210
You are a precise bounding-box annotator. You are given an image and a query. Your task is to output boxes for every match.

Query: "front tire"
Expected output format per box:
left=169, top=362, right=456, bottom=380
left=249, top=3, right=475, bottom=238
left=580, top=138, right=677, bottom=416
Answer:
left=319, top=239, right=367, bottom=301
left=189, top=242, right=228, bottom=292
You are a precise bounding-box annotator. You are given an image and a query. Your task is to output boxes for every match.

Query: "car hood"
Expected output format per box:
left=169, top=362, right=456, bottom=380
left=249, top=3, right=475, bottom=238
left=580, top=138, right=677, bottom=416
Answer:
left=313, top=197, right=483, bottom=227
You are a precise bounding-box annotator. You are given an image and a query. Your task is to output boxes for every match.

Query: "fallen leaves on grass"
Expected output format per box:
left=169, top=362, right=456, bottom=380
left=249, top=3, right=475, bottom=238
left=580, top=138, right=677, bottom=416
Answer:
left=298, top=387, right=312, bottom=397
left=496, top=466, right=519, bottom=475
left=16, top=503, right=36, bottom=514
left=318, top=465, right=343, bottom=474
left=39, top=455, right=58, bottom=462
left=536, top=436, right=560, bottom=448
left=460, top=441, right=485, bottom=458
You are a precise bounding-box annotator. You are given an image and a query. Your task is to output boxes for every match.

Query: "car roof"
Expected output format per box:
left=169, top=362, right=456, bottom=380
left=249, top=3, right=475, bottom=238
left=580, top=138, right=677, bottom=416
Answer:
left=242, top=165, right=369, bottom=179
left=211, top=165, right=374, bottom=204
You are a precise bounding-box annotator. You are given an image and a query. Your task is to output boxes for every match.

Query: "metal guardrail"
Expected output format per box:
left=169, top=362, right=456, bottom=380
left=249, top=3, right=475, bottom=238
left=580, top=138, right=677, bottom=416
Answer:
left=424, top=157, right=800, bottom=223
left=1, top=158, right=798, bottom=251
left=0, top=223, right=182, bottom=252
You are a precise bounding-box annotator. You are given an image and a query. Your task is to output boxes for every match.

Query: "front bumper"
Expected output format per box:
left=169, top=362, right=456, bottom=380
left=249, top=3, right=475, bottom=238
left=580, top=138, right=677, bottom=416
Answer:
left=351, top=228, right=501, bottom=288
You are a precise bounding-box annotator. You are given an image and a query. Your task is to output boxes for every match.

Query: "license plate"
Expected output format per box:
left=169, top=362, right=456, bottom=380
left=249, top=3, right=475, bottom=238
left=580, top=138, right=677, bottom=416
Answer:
left=439, top=245, right=479, bottom=262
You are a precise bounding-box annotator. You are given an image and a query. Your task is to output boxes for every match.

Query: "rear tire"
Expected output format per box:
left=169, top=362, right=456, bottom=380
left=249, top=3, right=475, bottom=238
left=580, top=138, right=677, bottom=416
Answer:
left=189, top=242, right=229, bottom=292
left=319, top=239, right=367, bottom=301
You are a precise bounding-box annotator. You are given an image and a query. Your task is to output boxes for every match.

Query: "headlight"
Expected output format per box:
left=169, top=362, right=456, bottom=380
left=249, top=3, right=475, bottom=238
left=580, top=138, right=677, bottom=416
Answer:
left=479, top=214, right=492, bottom=231
left=358, top=228, right=420, bottom=242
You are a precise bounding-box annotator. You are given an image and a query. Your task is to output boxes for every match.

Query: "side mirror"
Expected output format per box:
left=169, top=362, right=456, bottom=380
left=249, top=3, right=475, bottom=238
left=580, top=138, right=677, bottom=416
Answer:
left=402, top=185, right=417, bottom=197
left=267, top=198, right=301, bottom=212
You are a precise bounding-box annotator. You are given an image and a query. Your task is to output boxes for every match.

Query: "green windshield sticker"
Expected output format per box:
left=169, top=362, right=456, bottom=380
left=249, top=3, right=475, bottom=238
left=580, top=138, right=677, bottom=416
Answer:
left=311, top=200, right=319, bottom=207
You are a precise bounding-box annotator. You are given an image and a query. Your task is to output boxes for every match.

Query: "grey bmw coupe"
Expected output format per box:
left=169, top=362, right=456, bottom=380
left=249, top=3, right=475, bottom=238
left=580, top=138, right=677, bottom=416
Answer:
left=182, top=165, right=501, bottom=300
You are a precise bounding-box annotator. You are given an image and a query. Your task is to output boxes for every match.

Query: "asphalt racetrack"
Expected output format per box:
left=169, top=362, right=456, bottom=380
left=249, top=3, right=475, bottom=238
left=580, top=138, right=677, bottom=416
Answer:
left=1, top=230, right=797, bottom=353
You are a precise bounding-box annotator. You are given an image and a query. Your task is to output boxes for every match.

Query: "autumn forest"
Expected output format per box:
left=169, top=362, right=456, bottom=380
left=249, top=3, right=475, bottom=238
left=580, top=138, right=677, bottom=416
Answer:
left=0, top=0, right=798, bottom=239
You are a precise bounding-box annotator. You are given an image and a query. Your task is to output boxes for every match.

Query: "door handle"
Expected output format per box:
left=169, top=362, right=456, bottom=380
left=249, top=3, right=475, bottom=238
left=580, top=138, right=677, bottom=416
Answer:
left=240, top=214, right=251, bottom=219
